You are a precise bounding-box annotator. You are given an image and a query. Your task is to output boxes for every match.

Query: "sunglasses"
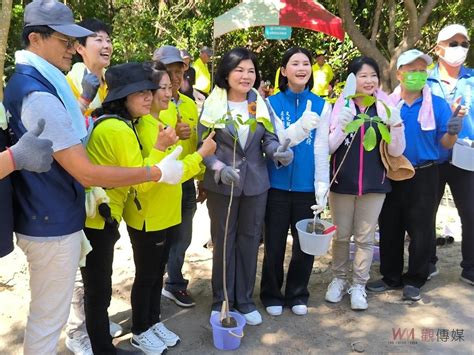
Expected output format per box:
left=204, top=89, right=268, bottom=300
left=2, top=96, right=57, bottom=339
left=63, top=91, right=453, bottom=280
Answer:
left=447, top=41, right=470, bottom=48
left=51, top=34, right=76, bottom=49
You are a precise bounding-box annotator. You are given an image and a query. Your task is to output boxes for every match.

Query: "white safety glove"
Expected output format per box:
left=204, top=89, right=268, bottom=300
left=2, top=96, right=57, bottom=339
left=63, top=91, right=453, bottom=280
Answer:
left=385, top=101, right=403, bottom=127
left=338, top=106, right=354, bottom=130
left=311, top=182, right=329, bottom=215
left=156, top=146, right=184, bottom=184
left=299, top=100, right=321, bottom=132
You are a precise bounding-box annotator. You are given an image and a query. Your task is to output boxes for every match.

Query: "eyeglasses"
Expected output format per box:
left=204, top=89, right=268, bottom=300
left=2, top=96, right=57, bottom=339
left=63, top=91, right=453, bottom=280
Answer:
left=448, top=41, right=470, bottom=48
left=51, top=34, right=76, bottom=49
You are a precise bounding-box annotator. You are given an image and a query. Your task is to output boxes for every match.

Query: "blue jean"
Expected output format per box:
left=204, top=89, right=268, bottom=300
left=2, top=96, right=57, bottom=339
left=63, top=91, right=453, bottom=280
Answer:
left=165, top=179, right=197, bottom=292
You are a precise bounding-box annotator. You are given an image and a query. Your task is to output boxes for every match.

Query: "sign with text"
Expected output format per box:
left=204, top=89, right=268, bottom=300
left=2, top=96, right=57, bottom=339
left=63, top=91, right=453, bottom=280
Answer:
left=264, top=26, right=292, bottom=40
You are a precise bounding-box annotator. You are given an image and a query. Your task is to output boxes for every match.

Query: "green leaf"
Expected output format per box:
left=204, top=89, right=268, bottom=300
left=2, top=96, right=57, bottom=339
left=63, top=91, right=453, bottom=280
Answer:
left=381, top=101, right=392, bottom=119
left=236, top=114, right=244, bottom=125
left=344, top=118, right=364, bottom=134
left=363, top=126, right=377, bottom=151
left=361, top=95, right=376, bottom=107
left=260, top=118, right=275, bottom=133
left=346, top=93, right=366, bottom=100
left=250, top=120, right=257, bottom=132
left=377, top=122, right=392, bottom=144
left=357, top=113, right=370, bottom=121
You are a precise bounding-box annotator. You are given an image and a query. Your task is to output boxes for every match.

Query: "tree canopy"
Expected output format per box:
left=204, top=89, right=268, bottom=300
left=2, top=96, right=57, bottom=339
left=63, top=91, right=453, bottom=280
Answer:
left=1, top=0, right=473, bottom=97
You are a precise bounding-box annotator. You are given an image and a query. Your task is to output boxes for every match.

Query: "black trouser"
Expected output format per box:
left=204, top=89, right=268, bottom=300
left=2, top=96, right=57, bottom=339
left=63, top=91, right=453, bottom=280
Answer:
left=127, top=224, right=175, bottom=334
left=81, top=222, right=120, bottom=355
left=260, top=189, right=315, bottom=307
left=378, top=165, right=438, bottom=288
left=206, top=190, right=267, bottom=314
left=165, top=179, right=197, bottom=292
left=431, top=162, right=474, bottom=272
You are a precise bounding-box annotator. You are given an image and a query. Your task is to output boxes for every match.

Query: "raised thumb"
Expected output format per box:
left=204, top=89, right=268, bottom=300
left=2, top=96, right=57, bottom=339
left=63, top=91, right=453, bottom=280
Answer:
left=305, top=100, right=312, bottom=112
left=167, top=145, right=183, bottom=159
left=30, top=118, right=46, bottom=137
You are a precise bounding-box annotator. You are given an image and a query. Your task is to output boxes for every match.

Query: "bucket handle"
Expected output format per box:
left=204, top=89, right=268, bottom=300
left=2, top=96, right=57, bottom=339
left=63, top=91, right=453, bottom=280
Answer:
left=228, top=330, right=244, bottom=338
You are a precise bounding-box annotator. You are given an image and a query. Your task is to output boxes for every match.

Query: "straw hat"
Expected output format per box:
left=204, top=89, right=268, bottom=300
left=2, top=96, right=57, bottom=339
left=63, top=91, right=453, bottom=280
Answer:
left=380, top=141, right=415, bottom=181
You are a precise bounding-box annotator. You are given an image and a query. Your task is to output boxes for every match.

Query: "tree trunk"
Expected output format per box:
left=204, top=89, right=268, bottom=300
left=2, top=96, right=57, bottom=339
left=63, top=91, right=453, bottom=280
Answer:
left=337, top=0, right=439, bottom=91
left=0, top=0, right=13, bottom=101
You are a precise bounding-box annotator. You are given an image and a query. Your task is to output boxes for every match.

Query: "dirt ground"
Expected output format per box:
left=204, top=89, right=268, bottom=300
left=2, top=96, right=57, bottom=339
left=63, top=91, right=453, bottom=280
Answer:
left=1, top=200, right=473, bottom=354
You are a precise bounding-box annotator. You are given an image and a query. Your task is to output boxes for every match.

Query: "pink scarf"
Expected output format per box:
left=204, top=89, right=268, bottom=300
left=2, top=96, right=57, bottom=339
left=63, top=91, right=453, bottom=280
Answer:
left=330, top=89, right=392, bottom=131
left=389, top=85, right=435, bottom=131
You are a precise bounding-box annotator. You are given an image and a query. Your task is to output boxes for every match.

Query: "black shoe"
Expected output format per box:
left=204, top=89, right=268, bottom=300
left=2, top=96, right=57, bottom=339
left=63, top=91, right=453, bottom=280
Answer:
left=162, top=289, right=196, bottom=307
left=427, top=264, right=439, bottom=280
left=460, top=270, right=474, bottom=286
left=402, top=285, right=421, bottom=301
left=366, top=279, right=402, bottom=292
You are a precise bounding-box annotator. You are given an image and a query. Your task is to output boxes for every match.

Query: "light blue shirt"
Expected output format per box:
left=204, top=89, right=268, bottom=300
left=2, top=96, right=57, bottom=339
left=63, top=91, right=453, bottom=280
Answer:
left=428, top=65, right=474, bottom=162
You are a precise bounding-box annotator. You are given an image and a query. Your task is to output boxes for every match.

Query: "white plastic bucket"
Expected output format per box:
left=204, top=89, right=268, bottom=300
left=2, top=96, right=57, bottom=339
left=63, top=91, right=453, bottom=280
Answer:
left=295, top=219, right=336, bottom=256
left=452, top=140, right=474, bottom=171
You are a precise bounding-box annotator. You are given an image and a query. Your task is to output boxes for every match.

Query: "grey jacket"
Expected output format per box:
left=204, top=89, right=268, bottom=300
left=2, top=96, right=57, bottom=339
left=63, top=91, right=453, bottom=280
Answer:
left=198, top=121, right=280, bottom=197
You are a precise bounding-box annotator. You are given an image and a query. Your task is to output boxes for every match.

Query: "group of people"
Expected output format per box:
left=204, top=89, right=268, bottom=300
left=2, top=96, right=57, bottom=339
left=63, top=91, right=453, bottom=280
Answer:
left=0, top=0, right=472, bottom=354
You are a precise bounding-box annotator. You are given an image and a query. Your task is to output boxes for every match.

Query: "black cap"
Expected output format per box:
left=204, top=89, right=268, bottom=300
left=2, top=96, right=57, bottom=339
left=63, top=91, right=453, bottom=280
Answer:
left=103, top=62, right=158, bottom=104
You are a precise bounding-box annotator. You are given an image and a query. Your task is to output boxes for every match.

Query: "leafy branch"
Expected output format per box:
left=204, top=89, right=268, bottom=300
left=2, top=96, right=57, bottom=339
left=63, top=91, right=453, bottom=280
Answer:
left=343, top=93, right=392, bottom=151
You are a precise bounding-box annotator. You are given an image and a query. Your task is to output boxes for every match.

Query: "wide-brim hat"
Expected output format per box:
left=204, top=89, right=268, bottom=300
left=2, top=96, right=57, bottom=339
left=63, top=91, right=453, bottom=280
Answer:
left=24, top=0, right=93, bottom=38
left=380, top=141, right=415, bottom=181
left=103, top=62, right=158, bottom=104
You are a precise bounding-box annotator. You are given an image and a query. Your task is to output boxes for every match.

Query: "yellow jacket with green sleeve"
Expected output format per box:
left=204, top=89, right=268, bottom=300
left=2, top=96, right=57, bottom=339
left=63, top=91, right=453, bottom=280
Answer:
left=161, top=93, right=204, bottom=179
left=193, top=57, right=211, bottom=94
left=85, top=117, right=164, bottom=229
left=312, top=63, right=334, bottom=96
left=122, top=114, right=202, bottom=232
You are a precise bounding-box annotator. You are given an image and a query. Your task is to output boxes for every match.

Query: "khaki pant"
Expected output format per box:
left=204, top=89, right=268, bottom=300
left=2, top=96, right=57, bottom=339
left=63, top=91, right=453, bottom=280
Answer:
left=18, top=231, right=82, bottom=355
left=329, top=192, right=385, bottom=285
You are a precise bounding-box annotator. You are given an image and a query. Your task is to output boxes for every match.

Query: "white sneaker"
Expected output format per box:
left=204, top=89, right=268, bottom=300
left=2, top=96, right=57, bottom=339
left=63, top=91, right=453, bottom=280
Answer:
left=241, top=310, right=262, bottom=325
left=151, top=322, right=180, bottom=347
left=109, top=321, right=123, bottom=338
left=325, top=278, right=348, bottom=303
left=65, top=334, right=93, bottom=355
left=266, top=305, right=283, bottom=316
left=130, top=328, right=167, bottom=354
left=348, top=284, right=368, bottom=310
left=291, top=305, right=308, bottom=315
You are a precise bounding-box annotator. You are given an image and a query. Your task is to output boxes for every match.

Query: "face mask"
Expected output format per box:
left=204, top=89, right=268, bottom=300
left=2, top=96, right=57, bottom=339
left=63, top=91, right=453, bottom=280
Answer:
left=401, top=71, right=428, bottom=91
left=440, top=46, right=468, bottom=67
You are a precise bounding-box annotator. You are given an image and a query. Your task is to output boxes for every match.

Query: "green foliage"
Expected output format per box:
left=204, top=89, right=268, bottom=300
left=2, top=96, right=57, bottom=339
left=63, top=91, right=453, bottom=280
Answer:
left=363, top=125, right=377, bottom=151
left=343, top=93, right=392, bottom=151
left=345, top=118, right=364, bottom=134
left=377, top=122, right=391, bottom=144
left=4, top=0, right=472, bottom=84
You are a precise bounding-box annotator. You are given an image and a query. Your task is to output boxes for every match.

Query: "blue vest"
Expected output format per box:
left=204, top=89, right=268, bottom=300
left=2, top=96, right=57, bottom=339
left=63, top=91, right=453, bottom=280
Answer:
left=267, top=89, right=325, bottom=192
left=4, top=64, right=85, bottom=237
left=0, top=129, right=14, bottom=257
